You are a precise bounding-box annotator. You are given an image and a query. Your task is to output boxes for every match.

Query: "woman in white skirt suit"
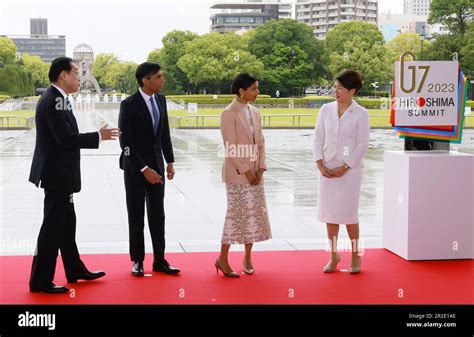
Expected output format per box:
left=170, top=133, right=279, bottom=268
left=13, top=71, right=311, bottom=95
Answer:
left=313, top=70, right=370, bottom=274
left=216, top=73, right=272, bottom=278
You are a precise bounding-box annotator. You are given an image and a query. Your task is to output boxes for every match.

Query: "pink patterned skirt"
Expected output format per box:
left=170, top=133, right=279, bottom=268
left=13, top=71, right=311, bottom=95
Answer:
left=222, top=183, right=272, bottom=244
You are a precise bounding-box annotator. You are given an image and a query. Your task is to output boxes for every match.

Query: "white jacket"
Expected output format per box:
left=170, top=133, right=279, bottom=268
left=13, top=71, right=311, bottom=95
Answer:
left=313, top=101, right=370, bottom=169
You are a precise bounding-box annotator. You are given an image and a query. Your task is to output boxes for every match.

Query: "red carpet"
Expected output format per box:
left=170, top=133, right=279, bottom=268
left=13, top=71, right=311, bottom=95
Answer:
left=0, top=249, right=472, bottom=304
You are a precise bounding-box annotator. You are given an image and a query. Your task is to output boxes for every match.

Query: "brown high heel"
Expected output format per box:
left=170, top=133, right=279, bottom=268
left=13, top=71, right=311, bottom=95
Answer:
left=215, top=259, right=240, bottom=278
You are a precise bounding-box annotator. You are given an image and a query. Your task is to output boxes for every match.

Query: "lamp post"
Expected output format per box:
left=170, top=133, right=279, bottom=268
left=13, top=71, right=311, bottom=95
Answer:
left=420, top=24, right=426, bottom=60
left=371, top=81, right=379, bottom=98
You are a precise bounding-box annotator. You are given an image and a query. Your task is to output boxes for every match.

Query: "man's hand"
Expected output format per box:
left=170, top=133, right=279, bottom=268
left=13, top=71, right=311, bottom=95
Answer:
left=329, top=166, right=348, bottom=178
left=316, top=161, right=333, bottom=178
left=245, top=170, right=258, bottom=185
left=166, top=163, right=175, bottom=180
left=143, top=167, right=163, bottom=185
left=99, top=124, right=121, bottom=140
left=254, top=168, right=265, bottom=185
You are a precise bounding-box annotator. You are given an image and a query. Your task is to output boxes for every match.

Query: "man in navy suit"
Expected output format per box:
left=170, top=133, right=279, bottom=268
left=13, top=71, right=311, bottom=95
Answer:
left=118, top=62, right=180, bottom=276
left=29, top=57, right=121, bottom=293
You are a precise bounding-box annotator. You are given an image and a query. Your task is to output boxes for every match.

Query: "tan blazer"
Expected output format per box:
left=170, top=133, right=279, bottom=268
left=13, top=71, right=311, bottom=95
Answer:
left=220, top=99, right=266, bottom=184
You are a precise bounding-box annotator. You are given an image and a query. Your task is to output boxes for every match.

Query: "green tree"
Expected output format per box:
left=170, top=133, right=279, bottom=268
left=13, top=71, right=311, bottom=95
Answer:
left=325, top=21, right=391, bottom=86
left=460, top=21, right=474, bottom=76
left=177, top=33, right=264, bottom=93
left=248, top=19, right=326, bottom=96
left=324, top=21, right=385, bottom=60
left=92, top=53, right=119, bottom=88
left=0, top=64, right=34, bottom=97
left=21, top=53, right=49, bottom=88
left=428, top=0, right=473, bottom=36
left=147, top=30, right=198, bottom=95
left=386, top=32, right=431, bottom=61
left=0, top=37, right=17, bottom=65
left=328, top=36, right=391, bottom=86
left=102, top=62, right=138, bottom=94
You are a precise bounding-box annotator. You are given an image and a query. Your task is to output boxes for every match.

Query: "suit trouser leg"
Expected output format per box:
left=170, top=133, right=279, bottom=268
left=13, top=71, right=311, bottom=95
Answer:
left=29, top=189, right=68, bottom=287
left=59, top=193, right=87, bottom=279
left=145, top=180, right=166, bottom=263
left=124, top=171, right=146, bottom=262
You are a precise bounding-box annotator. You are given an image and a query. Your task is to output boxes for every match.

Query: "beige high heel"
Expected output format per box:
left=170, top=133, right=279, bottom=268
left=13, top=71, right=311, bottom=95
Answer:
left=349, top=255, right=361, bottom=274
left=243, top=259, right=254, bottom=275
left=323, top=253, right=341, bottom=273
left=215, top=259, right=240, bottom=278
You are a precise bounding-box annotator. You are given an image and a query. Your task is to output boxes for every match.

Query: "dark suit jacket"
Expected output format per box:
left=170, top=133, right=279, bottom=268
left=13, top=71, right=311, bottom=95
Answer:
left=118, top=91, right=174, bottom=176
left=29, top=86, right=99, bottom=193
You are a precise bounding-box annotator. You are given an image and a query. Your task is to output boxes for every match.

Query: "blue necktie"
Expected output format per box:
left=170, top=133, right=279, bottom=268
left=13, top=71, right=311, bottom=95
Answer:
left=149, top=96, right=160, bottom=134
left=66, top=97, right=73, bottom=112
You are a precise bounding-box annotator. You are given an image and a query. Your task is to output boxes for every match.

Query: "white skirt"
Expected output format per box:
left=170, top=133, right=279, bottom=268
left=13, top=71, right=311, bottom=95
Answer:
left=317, top=158, right=363, bottom=225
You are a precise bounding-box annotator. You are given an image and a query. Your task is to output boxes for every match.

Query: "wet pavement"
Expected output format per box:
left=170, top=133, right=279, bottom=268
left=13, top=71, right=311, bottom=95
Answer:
left=1, top=109, right=473, bottom=256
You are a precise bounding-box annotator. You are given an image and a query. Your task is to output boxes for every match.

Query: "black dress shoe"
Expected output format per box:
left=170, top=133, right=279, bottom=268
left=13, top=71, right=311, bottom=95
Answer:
left=153, top=260, right=180, bottom=274
left=67, top=271, right=106, bottom=283
left=30, top=283, right=70, bottom=294
left=131, top=261, right=144, bottom=276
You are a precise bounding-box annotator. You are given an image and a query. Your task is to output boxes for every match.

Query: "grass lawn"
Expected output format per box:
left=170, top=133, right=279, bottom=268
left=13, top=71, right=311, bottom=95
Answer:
left=168, top=108, right=392, bottom=128
left=1, top=108, right=472, bottom=129
left=0, top=110, right=35, bottom=128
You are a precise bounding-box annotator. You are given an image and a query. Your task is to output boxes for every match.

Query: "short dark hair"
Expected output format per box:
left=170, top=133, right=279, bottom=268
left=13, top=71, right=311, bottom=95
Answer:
left=231, top=73, right=257, bottom=96
left=336, top=70, right=363, bottom=94
left=48, top=57, right=74, bottom=83
left=136, top=62, right=161, bottom=87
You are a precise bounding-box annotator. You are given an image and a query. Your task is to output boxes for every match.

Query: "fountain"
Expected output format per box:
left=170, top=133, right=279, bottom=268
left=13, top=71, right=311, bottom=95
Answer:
left=103, top=94, right=109, bottom=103
left=112, top=94, right=118, bottom=103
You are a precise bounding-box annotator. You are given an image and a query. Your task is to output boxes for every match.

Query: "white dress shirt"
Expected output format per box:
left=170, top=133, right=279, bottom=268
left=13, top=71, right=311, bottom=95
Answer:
left=139, top=87, right=160, bottom=126
left=51, top=84, right=102, bottom=142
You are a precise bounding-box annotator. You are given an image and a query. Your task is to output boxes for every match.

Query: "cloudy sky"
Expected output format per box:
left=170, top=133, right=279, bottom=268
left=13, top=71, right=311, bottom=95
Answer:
left=0, top=0, right=404, bottom=63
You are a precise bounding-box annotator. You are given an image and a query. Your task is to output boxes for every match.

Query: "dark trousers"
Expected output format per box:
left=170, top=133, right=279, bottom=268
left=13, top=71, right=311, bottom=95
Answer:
left=124, top=170, right=166, bottom=263
left=29, top=189, right=87, bottom=287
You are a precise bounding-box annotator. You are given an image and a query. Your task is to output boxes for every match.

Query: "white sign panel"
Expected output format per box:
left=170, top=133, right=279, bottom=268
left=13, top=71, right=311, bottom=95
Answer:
left=188, top=103, right=198, bottom=114
left=394, top=61, right=458, bottom=126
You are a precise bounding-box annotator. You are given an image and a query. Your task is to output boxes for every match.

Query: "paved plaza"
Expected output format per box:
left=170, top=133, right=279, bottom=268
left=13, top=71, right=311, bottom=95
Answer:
left=1, top=109, right=473, bottom=257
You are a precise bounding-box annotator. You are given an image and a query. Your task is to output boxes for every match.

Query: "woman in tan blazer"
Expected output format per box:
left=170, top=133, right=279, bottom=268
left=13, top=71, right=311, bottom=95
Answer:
left=216, top=73, right=272, bottom=277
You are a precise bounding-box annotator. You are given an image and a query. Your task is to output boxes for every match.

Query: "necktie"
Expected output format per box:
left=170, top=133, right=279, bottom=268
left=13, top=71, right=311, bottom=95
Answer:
left=66, top=97, right=73, bottom=112
left=149, top=96, right=160, bottom=134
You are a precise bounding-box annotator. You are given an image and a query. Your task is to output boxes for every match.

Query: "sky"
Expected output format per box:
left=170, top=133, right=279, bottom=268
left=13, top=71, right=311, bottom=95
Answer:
left=0, top=0, right=404, bottom=63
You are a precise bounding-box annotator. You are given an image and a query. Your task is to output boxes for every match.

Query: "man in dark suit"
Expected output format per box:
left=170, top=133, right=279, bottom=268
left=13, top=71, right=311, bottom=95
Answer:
left=29, top=57, right=121, bottom=294
left=118, top=62, right=180, bottom=276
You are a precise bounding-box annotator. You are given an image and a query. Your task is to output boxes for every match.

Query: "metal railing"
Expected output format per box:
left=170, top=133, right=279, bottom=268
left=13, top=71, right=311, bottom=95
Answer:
left=0, top=116, right=35, bottom=129
left=168, top=113, right=316, bottom=128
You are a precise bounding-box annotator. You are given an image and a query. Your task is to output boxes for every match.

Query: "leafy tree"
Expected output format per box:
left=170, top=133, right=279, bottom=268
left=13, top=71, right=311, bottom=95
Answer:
left=92, top=53, right=119, bottom=88
left=0, top=37, right=17, bottom=65
left=428, top=0, right=473, bottom=36
left=386, top=32, right=431, bottom=61
left=147, top=30, right=198, bottom=95
left=248, top=19, right=326, bottom=96
left=102, top=62, right=138, bottom=94
left=329, top=36, right=391, bottom=86
left=460, top=21, right=474, bottom=76
left=325, top=21, right=391, bottom=85
left=21, top=53, right=49, bottom=88
left=177, top=33, right=264, bottom=93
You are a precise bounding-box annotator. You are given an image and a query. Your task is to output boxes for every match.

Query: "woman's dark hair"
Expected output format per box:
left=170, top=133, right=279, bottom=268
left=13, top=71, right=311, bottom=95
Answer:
left=231, top=73, right=257, bottom=96
left=135, top=62, right=161, bottom=87
left=336, top=70, right=363, bottom=94
left=48, top=57, right=74, bottom=83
